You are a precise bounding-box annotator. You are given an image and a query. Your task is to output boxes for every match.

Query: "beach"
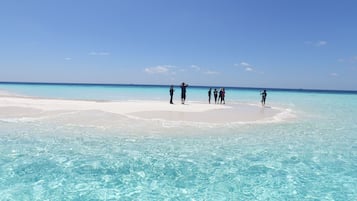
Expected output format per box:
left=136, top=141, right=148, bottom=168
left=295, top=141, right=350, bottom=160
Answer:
left=2, top=0, right=357, bottom=199
left=0, top=90, right=287, bottom=125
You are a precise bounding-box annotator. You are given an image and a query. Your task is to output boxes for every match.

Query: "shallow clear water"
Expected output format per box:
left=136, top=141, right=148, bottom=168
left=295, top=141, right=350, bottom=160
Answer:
left=0, top=83, right=356, bottom=200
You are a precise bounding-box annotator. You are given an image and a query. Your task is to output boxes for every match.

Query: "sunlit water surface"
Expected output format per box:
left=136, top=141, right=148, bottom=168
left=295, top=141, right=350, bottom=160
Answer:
left=0, top=83, right=356, bottom=200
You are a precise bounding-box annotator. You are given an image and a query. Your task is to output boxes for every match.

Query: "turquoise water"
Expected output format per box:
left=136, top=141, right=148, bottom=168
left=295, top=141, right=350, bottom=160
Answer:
left=0, top=83, right=356, bottom=200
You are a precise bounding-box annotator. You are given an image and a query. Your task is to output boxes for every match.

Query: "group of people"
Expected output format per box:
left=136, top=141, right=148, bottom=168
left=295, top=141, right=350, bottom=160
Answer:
left=169, top=82, right=188, bottom=104
left=208, top=88, right=226, bottom=104
left=169, top=82, right=268, bottom=106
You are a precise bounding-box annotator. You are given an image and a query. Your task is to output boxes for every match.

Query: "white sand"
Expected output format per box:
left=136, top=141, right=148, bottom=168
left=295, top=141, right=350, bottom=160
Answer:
left=0, top=95, right=285, bottom=124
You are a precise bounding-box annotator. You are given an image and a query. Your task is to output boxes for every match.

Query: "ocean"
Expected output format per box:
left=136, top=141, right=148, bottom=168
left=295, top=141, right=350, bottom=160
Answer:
left=0, top=82, right=356, bottom=200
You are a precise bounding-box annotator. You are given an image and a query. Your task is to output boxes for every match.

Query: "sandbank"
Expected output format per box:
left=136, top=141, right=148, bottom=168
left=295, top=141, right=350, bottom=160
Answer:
left=0, top=94, right=287, bottom=124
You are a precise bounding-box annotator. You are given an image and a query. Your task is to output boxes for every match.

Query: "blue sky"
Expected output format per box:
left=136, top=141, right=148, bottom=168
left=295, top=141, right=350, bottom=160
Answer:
left=0, top=0, right=356, bottom=90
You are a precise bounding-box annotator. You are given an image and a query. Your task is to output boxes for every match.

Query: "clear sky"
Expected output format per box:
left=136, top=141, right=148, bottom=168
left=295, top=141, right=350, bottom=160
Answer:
left=1, top=0, right=356, bottom=90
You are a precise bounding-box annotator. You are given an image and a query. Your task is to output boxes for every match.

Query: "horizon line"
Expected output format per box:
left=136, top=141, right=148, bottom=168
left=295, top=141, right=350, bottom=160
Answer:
left=0, top=81, right=356, bottom=93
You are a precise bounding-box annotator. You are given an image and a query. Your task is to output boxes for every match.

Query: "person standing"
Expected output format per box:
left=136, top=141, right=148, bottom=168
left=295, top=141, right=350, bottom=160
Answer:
left=208, top=88, right=212, bottom=104
left=261, top=89, right=267, bottom=106
left=221, top=88, right=225, bottom=104
left=218, top=88, right=222, bottom=104
left=180, top=82, right=188, bottom=104
left=169, top=85, right=174, bottom=104
left=214, top=89, right=218, bottom=104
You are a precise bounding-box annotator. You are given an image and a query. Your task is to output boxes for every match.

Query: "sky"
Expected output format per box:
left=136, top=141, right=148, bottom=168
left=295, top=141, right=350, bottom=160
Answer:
left=0, top=0, right=357, bottom=90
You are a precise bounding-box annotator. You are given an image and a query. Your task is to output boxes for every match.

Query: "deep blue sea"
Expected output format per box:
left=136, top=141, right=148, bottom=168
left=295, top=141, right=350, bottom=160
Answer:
left=0, top=83, right=356, bottom=200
